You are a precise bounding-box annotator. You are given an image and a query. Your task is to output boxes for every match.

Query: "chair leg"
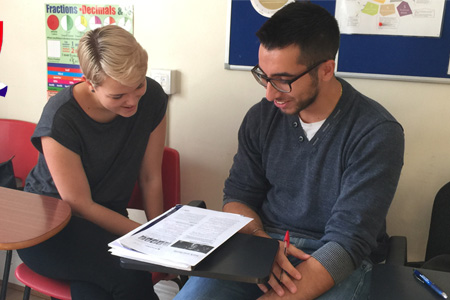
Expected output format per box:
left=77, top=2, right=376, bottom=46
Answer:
left=0, top=250, right=13, bottom=300
left=180, top=275, right=189, bottom=287
left=171, top=277, right=184, bottom=290
left=22, top=286, right=31, bottom=300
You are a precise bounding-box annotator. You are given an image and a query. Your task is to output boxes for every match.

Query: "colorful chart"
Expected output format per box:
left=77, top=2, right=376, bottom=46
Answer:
left=47, top=62, right=83, bottom=90
left=75, top=15, right=87, bottom=32
left=103, top=16, right=116, bottom=26
left=61, top=15, right=74, bottom=31
left=118, top=17, right=132, bottom=31
left=89, top=16, right=102, bottom=30
left=47, top=15, right=59, bottom=31
left=45, top=4, right=134, bottom=96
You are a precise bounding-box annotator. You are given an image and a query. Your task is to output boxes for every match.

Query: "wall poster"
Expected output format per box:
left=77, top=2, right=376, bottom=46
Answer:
left=335, top=0, right=446, bottom=37
left=45, top=3, right=134, bottom=99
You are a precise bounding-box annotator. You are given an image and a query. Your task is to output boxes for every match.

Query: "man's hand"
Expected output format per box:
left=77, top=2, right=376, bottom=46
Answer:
left=258, top=241, right=310, bottom=296
left=223, top=202, right=332, bottom=298
left=258, top=257, right=334, bottom=300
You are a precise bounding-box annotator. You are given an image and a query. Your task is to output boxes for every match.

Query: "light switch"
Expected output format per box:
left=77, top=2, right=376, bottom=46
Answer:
left=150, top=69, right=176, bottom=95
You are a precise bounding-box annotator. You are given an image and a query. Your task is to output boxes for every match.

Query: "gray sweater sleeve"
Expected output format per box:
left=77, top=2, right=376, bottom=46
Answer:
left=311, top=242, right=354, bottom=283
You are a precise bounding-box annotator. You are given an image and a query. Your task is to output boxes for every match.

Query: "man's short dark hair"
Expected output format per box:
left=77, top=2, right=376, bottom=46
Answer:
left=256, top=1, right=340, bottom=67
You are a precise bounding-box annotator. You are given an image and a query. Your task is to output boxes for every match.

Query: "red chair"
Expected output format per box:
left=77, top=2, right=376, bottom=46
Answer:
left=0, top=119, right=38, bottom=188
left=128, top=146, right=180, bottom=212
left=0, top=119, right=38, bottom=300
left=15, top=146, right=181, bottom=300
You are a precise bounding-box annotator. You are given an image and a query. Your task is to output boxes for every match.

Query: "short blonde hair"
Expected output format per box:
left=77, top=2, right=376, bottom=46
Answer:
left=77, top=25, right=148, bottom=87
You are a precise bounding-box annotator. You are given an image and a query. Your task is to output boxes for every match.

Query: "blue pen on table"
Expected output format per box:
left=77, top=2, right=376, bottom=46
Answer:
left=413, top=269, right=448, bottom=299
left=280, top=230, right=290, bottom=281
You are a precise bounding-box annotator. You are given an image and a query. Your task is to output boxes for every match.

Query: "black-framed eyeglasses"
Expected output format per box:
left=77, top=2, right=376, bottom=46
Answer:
left=251, top=60, right=327, bottom=93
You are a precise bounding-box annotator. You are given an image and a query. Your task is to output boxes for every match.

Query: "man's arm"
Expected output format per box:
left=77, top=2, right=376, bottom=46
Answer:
left=258, top=257, right=334, bottom=300
left=223, top=201, right=310, bottom=297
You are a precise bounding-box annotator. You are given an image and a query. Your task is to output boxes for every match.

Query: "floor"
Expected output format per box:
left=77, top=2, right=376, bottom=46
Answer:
left=3, top=283, right=50, bottom=300
left=2, top=280, right=179, bottom=300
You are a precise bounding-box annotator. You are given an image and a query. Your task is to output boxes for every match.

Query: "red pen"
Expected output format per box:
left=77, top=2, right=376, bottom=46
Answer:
left=280, top=230, right=290, bottom=280
left=284, top=230, right=290, bottom=254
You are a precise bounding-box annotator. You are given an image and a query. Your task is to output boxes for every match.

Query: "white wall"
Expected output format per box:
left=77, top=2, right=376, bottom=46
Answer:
left=1, top=1, right=450, bottom=285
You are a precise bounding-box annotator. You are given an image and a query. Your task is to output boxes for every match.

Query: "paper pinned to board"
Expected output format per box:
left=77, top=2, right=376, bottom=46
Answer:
left=335, top=0, right=445, bottom=37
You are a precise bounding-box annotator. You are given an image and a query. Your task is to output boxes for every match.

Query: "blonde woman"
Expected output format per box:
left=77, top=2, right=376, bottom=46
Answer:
left=18, top=25, right=166, bottom=300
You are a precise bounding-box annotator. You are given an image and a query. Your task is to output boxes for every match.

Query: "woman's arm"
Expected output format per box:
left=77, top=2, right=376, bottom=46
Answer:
left=42, top=136, right=141, bottom=236
left=138, top=114, right=167, bottom=221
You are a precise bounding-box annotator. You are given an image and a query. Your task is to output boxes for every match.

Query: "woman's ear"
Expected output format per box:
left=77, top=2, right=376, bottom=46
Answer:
left=83, top=76, right=95, bottom=92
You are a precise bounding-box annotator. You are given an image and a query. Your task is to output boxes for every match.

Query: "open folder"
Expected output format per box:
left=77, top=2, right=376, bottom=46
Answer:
left=109, top=205, right=252, bottom=270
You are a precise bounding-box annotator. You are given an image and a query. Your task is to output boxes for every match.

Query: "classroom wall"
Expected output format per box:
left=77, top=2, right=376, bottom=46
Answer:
left=1, top=0, right=450, bottom=285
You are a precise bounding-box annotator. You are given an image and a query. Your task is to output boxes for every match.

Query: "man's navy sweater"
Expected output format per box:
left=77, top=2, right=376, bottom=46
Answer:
left=224, top=78, right=404, bottom=283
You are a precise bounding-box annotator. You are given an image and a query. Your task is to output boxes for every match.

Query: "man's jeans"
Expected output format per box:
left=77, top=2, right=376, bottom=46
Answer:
left=174, top=232, right=372, bottom=300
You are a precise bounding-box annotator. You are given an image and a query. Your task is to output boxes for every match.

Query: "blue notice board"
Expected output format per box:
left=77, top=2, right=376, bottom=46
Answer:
left=225, top=0, right=450, bottom=83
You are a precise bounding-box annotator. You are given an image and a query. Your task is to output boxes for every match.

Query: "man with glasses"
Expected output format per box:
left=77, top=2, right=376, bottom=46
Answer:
left=175, top=2, right=404, bottom=299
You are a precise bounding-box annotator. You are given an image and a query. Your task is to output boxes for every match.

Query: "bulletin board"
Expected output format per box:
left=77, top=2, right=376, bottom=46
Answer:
left=225, top=0, right=450, bottom=84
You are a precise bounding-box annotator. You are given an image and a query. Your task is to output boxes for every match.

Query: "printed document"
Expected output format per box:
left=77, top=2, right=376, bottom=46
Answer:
left=109, top=205, right=252, bottom=270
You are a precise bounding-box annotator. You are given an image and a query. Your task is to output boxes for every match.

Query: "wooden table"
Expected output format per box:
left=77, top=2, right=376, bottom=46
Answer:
left=0, top=187, right=71, bottom=300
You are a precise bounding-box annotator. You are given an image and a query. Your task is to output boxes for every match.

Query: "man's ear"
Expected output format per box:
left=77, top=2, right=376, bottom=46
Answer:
left=320, top=60, right=336, bottom=82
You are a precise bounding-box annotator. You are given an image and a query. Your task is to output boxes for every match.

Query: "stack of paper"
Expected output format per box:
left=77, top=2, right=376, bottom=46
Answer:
left=109, top=205, right=252, bottom=270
